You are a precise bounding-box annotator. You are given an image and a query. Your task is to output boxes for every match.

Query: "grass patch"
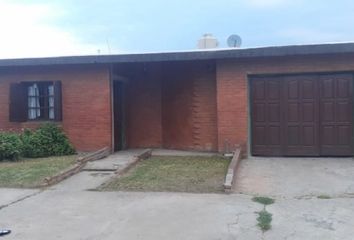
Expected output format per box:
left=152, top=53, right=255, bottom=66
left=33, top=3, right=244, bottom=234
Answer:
left=101, top=155, right=230, bottom=193
left=317, top=194, right=331, bottom=199
left=0, top=155, right=77, bottom=188
left=257, top=210, right=272, bottom=231
left=252, top=196, right=275, bottom=205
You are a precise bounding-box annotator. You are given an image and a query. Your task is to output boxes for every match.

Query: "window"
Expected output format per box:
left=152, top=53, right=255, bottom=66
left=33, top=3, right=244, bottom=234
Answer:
left=27, top=82, right=55, bottom=120
left=9, top=81, right=62, bottom=122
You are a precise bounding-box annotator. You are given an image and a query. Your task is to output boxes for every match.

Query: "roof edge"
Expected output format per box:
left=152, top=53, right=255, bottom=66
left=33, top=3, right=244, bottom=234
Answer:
left=0, top=42, right=354, bottom=67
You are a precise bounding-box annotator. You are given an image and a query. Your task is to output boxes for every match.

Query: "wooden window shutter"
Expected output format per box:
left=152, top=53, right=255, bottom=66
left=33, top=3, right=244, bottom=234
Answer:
left=9, top=83, right=27, bottom=122
left=53, top=81, right=62, bottom=121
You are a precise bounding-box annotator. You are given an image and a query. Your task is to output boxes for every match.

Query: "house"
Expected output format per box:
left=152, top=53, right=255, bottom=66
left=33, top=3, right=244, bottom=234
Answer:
left=0, top=42, right=353, bottom=157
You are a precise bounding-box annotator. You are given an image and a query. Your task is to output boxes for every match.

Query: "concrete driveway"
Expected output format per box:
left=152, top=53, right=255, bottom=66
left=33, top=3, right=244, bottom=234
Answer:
left=234, top=157, right=354, bottom=198
left=0, top=190, right=261, bottom=240
left=0, top=156, right=353, bottom=240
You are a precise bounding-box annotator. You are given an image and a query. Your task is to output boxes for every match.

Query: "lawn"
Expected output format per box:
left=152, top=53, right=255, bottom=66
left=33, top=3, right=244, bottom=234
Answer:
left=101, top=155, right=230, bottom=193
left=0, top=155, right=77, bottom=188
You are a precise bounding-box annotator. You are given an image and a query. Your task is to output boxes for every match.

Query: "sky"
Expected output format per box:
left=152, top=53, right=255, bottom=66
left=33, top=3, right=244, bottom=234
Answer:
left=0, top=0, right=354, bottom=58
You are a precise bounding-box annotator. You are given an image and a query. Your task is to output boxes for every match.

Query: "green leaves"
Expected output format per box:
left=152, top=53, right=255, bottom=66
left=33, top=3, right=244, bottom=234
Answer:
left=0, top=133, right=22, bottom=160
left=0, top=123, right=75, bottom=161
left=21, top=123, right=75, bottom=158
left=257, top=210, right=272, bottom=231
left=252, top=196, right=275, bottom=205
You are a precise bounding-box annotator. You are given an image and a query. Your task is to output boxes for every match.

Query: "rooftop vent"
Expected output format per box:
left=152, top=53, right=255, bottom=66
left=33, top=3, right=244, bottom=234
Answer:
left=197, top=33, right=219, bottom=49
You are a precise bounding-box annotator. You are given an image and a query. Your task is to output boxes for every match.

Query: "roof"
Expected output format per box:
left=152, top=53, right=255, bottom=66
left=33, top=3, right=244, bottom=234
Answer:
left=0, top=42, right=354, bottom=67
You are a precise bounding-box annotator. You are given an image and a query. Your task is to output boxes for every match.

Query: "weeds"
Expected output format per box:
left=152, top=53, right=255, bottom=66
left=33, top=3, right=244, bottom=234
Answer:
left=257, top=210, right=272, bottom=231
left=317, top=194, right=331, bottom=199
left=252, top=196, right=275, bottom=205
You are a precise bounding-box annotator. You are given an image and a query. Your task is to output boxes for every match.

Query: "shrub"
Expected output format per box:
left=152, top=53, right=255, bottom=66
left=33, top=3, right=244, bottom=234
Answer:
left=0, top=132, right=22, bottom=161
left=21, top=123, right=75, bottom=158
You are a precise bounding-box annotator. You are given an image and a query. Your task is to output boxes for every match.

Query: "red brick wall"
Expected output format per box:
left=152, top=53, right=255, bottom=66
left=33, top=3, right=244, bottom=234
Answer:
left=0, top=65, right=111, bottom=152
left=162, top=62, right=195, bottom=150
left=191, top=62, right=218, bottom=151
left=161, top=61, right=217, bottom=151
left=216, top=53, right=354, bottom=153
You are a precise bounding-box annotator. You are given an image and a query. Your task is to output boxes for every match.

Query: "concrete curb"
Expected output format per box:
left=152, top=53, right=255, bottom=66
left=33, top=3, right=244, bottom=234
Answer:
left=77, top=147, right=110, bottom=164
left=42, top=162, right=86, bottom=187
left=223, top=147, right=242, bottom=193
left=115, top=149, right=152, bottom=175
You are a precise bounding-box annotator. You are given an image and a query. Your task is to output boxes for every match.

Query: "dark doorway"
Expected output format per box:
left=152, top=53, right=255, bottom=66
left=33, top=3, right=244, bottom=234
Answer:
left=251, top=73, right=353, bottom=157
left=113, top=81, right=125, bottom=151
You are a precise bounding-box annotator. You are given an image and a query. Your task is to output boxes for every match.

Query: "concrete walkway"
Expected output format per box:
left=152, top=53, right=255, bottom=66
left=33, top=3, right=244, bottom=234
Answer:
left=83, top=149, right=147, bottom=171
left=51, top=171, right=115, bottom=191
left=51, top=149, right=149, bottom=191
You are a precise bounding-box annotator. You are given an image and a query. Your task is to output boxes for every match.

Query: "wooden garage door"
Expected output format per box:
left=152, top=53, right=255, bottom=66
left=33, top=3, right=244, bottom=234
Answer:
left=251, top=73, right=353, bottom=156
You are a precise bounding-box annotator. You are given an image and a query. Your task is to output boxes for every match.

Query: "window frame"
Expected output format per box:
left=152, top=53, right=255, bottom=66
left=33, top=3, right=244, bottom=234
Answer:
left=25, top=81, right=55, bottom=121
left=9, top=80, right=62, bottom=123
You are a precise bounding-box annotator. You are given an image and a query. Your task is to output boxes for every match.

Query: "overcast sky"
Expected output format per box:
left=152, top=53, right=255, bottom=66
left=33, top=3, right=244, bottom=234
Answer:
left=0, top=0, right=354, bottom=58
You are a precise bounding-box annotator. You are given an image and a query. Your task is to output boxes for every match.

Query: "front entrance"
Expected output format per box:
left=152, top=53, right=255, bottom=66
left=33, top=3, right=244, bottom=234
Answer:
left=113, top=80, right=125, bottom=151
left=251, top=73, right=353, bottom=156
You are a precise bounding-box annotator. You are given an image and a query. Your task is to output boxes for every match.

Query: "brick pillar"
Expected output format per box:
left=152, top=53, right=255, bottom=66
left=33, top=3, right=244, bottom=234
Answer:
left=216, top=60, right=248, bottom=153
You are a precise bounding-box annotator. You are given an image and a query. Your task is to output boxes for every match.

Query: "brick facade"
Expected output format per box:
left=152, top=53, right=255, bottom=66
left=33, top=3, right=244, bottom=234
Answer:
left=0, top=65, right=111, bottom=152
left=216, top=53, right=354, bottom=154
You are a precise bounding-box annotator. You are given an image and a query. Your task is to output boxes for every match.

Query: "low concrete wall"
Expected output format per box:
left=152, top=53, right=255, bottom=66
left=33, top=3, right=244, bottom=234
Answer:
left=115, top=149, right=152, bottom=175
left=77, top=147, right=110, bottom=163
left=223, top=147, right=242, bottom=193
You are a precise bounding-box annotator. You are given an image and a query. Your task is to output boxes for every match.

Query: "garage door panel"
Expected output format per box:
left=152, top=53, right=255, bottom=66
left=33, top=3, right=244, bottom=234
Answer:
left=322, top=126, right=335, bottom=145
left=254, top=103, right=266, bottom=122
left=287, top=80, right=299, bottom=99
left=251, top=77, right=282, bottom=156
left=268, top=126, right=281, bottom=145
left=321, top=79, right=335, bottom=98
left=303, top=103, right=315, bottom=122
left=287, top=103, right=300, bottom=122
left=321, top=102, right=335, bottom=122
left=337, top=101, right=351, bottom=122
left=319, top=74, right=353, bottom=156
left=253, top=126, right=266, bottom=145
left=337, top=78, right=350, bottom=98
left=338, top=126, right=351, bottom=145
left=303, top=126, right=315, bottom=145
left=252, top=80, right=265, bottom=100
left=287, top=126, right=300, bottom=145
left=268, top=103, right=281, bottom=122
left=284, top=76, right=319, bottom=156
left=302, top=79, right=316, bottom=99
left=267, top=80, right=281, bottom=100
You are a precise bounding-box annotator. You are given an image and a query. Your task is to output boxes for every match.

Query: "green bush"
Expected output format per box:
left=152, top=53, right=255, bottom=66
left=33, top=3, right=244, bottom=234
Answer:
left=0, top=123, right=75, bottom=160
left=21, top=123, right=75, bottom=158
left=0, top=132, right=22, bottom=161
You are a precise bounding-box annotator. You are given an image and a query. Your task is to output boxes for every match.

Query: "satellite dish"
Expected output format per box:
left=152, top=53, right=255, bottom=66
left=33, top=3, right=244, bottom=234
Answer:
left=227, top=34, right=242, bottom=48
